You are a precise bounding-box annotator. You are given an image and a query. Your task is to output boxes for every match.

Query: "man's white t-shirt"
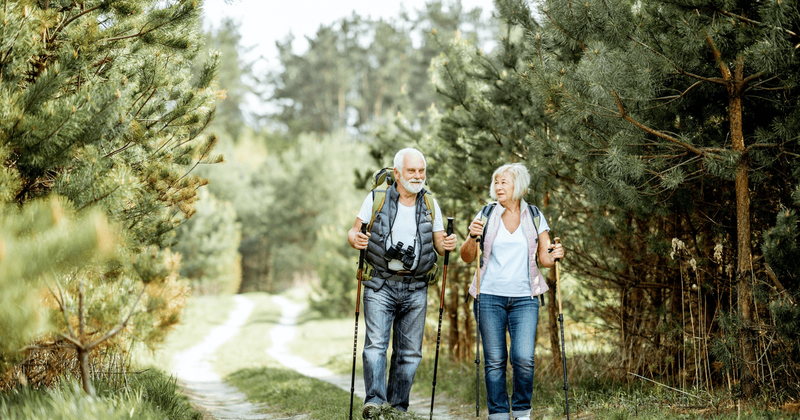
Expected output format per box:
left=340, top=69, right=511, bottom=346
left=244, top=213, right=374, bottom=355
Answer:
left=357, top=192, right=444, bottom=271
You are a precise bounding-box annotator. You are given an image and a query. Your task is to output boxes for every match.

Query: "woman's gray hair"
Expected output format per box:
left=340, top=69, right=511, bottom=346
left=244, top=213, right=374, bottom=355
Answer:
left=393, top=148, right=427, bottom=172
left=490, top=163, right=530, bottom=201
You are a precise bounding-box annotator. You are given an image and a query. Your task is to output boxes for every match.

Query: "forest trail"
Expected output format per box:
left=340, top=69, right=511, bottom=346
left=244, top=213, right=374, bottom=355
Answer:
left=171, top=293, right=460, bottom=419
left=267, top=295, right=458, bottom=420
left=172, top=295, right=273, bottom=420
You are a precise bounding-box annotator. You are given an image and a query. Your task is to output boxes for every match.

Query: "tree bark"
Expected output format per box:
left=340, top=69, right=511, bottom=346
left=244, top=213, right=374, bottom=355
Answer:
left=729, top=55, right=757, bottom=395
left=78, top=346, right=94, bottom=395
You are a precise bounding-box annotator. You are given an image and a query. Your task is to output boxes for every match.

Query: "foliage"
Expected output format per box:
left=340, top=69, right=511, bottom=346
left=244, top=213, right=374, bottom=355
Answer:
left=173, top=189, right=241, bottom=294
left=424, top=0, right=800, bottom=399
left=0, top=370, right=201, bottom=420
left=0, top=198, right=115, bottom=372
left=269, top=1, right=493, bottom=138
left=0, top=0, right=220, bottom=393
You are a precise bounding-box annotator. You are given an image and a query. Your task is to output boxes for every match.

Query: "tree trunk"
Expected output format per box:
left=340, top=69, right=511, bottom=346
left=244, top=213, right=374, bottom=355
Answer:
left=78, top=346, right=94, bottom=396
left=729, top=55, right=757, bottom=395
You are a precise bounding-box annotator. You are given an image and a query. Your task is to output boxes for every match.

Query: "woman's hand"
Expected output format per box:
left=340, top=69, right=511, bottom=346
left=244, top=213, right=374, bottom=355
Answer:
left=548, top=242, right=564, bottom=260
left=468, top=218, right=484, bottom=240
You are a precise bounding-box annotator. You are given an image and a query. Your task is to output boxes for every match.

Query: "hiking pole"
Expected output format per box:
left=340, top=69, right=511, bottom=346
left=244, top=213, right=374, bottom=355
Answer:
left=430, top=217, right=454, bottom=420
left=474, top=234, right=482, bottom=418
left=349, top=222, right=368, bottom=420
left=554, top=237, right=570, bottom=420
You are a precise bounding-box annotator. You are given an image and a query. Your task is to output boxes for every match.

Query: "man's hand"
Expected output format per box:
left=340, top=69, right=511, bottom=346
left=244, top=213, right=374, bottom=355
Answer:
left=348, top=219, right=371, bottom=250
left=443, top=233, right=457, bottom=252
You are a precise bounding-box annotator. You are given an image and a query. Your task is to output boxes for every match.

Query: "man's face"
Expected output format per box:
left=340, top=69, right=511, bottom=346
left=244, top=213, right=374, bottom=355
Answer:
left=396, top=154, right=426, bottom=195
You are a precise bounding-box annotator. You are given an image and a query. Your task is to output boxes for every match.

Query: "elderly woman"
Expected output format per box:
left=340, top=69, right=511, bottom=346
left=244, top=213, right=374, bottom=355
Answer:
left=460, top=163, right=565, bottom=420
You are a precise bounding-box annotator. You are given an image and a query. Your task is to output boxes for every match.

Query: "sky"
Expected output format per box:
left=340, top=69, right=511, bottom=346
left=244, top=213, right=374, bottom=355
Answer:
left=201, top=0, right=499, bottom=72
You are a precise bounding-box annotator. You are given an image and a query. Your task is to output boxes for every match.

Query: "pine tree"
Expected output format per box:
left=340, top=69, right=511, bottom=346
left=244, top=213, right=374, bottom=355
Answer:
left=0, top=198, right=115, bottom=374
left=0, top=0, right=221, bottom=394
left=428, top=0, right=800, bottom=395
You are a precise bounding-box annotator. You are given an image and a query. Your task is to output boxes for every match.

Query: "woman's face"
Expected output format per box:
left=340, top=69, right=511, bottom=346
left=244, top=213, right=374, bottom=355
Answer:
left=494, top=172, right=515, bottom=207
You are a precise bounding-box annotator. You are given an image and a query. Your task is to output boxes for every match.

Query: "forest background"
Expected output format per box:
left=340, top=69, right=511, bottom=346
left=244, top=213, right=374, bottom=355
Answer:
left=1, top=0, right=799, bottom=414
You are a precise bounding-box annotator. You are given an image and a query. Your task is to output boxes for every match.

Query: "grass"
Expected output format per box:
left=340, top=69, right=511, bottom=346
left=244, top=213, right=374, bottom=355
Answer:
left=412, top=351, right=800, bottom=419
left=134, top=292, right=800, bottom=419
left=0, top=369, right=201, bottom=420
left=289, top=312, right=366, bottom=375
left=227, top=366, right=425, bottom=420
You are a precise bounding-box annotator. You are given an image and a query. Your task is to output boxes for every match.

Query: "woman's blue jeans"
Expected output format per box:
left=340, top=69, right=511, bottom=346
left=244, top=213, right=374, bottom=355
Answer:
left=475, top=294, right=539, bottom=420
left=362, top=281, right=427, bottom=411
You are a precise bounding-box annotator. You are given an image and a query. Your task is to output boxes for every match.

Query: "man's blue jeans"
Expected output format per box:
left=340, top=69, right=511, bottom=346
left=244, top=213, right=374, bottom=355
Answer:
left=362, top=281, right=427, bottom=411
left=475, top=294, right=539, bottom=420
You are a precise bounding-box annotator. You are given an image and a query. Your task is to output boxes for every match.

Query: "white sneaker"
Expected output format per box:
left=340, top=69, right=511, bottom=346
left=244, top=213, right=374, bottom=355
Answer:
left=515, top=417, right=530, bottom=420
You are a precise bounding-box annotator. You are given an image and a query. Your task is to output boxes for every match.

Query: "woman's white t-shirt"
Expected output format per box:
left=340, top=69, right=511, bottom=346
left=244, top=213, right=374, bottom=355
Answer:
left=480, top=221, right=532, bottom=297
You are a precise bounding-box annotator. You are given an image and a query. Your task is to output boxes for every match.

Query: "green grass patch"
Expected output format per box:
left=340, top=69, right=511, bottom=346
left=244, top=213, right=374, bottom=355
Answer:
left=290, top=312, right=366, bottom=375
left=0, top=369, right=201, bottom=420
left=412, top=351, right=799, bottom=419
left=226, top=366, right=424, bottom=419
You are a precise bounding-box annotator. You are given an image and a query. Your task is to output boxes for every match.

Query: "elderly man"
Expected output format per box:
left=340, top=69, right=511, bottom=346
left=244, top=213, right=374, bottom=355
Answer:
left=348, top=148, right=457, bottom=418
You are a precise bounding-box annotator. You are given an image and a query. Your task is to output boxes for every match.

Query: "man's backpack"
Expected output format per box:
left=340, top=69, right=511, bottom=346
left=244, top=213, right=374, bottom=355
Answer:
left=367, top=167, right=435, bottom=231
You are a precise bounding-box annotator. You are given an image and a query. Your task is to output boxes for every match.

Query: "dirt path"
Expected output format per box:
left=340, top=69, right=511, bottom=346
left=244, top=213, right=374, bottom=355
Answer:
left=267, top=295, right=458, bottom=419
left=171, top=294, right=462, bottom=419
left=172, top=295, right=273, bottom=420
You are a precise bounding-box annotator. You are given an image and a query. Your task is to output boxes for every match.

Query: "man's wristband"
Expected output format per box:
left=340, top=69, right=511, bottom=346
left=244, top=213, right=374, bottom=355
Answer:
left=469, top=234, right=478, bottom=239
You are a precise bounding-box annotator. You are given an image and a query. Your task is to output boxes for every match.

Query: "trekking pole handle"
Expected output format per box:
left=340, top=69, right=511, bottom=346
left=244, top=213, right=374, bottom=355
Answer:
left=553, top=237, right=561, bottom=262
left=357, top=223, right=368, bottom=279
left=443, top=217, right=454, bottom=265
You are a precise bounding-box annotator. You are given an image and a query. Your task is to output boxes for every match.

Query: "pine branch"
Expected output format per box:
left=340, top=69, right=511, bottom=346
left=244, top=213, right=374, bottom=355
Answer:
left=611, top=90, right=715, bottom=159
left=47, top=4, right=103, bottom=44
left=650, top=80, right=704, bottom=109
left=101, top=6, right=192, bottom=44
left=543, top=7, right=587, bottom=54
left=85, top=285, right=146, bottom=351
left=77, top=186, right=120, bottom=212
left=49, top=283, right=78, bottom=341
left=712, top=6, right=800, bottom=45
left=0, top=8, right=30, bottom=70
left=627, top=36, right=724, bottom=85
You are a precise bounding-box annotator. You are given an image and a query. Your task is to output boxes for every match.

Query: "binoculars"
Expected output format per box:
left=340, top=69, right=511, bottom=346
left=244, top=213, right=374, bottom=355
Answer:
left=385, top=241, right=416, bottom=270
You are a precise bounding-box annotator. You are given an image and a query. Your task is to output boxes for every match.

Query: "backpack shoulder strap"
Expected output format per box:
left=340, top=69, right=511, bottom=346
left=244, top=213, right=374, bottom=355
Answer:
left=479, top=203, right=496, bottom=251
left=528, top=204, right=542, bottom=234
left=423, top=192, right=436, bottom=226
left=369, top=189, right=386, bottom=232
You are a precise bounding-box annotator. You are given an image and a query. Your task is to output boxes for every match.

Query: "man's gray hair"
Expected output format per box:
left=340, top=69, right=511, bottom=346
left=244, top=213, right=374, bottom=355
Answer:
left=393, top=148, right=427, bottom=172
left=490, top=163, right=530, bottom=201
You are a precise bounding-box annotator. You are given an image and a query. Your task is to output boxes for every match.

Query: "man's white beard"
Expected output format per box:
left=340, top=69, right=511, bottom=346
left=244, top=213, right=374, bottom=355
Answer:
left=401, top=176, right=424, bottom=194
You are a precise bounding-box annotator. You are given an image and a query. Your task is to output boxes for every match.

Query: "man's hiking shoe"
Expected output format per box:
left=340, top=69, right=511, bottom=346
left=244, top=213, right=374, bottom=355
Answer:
left=362, top=402, right=382, bottom=419
left=515, top=417, right=531, bottom=420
